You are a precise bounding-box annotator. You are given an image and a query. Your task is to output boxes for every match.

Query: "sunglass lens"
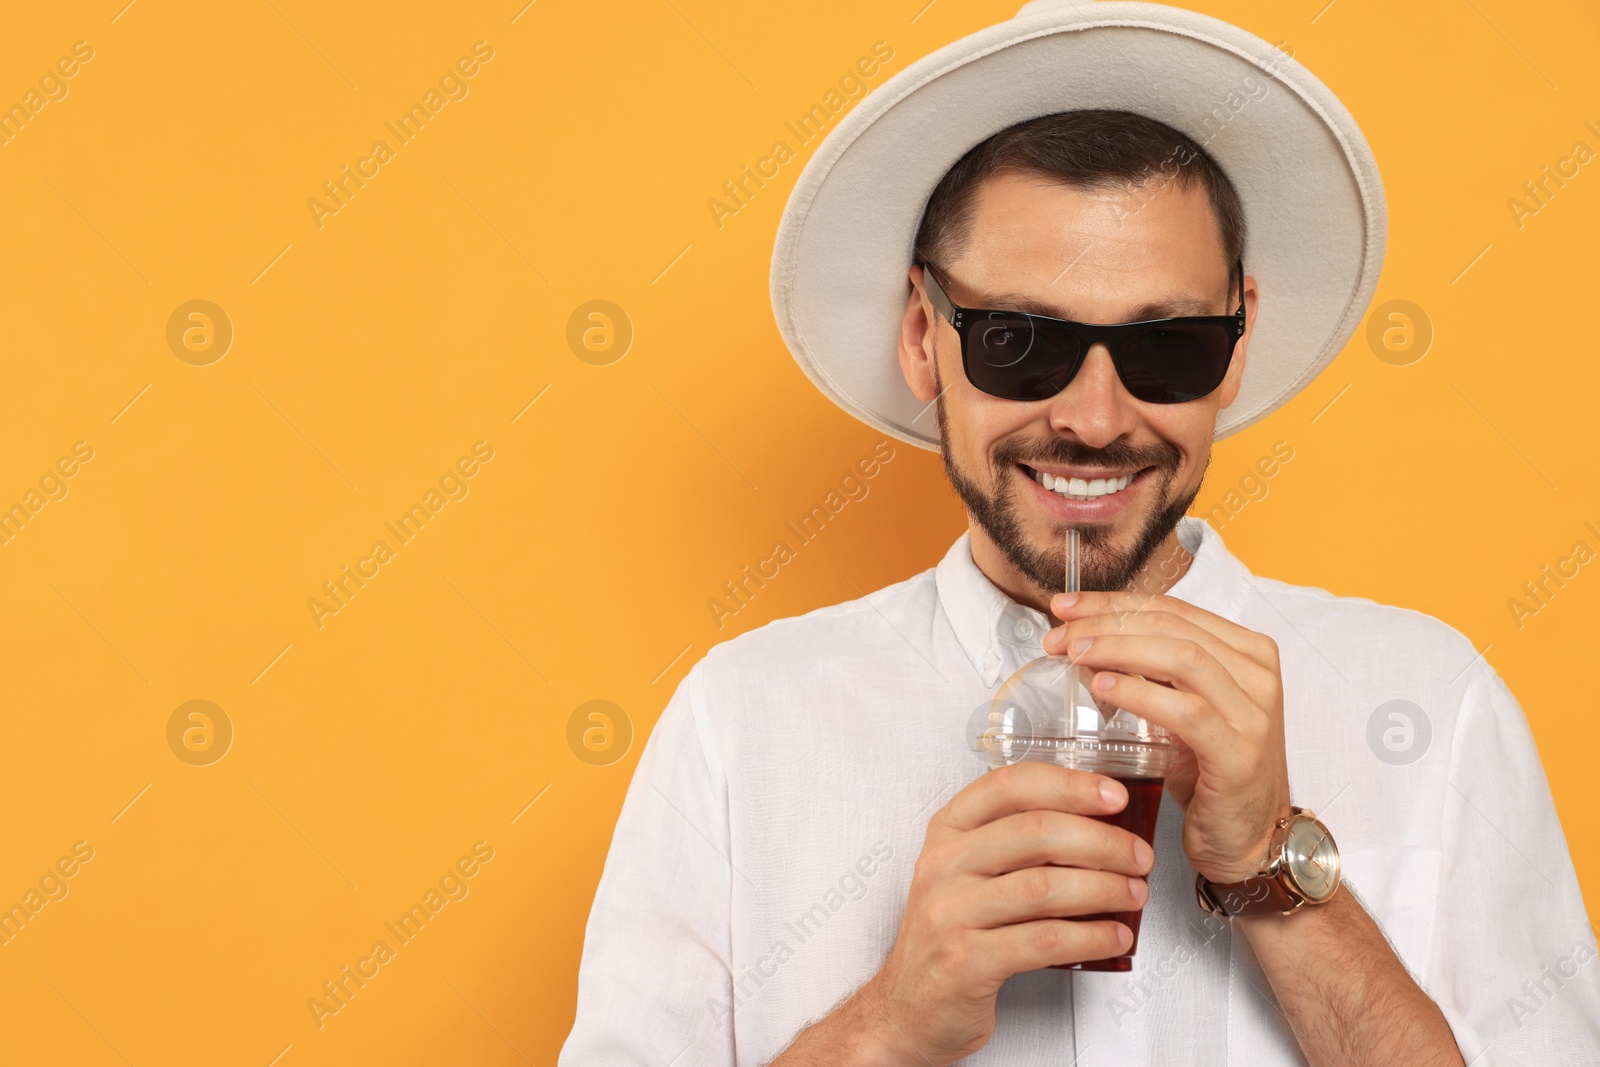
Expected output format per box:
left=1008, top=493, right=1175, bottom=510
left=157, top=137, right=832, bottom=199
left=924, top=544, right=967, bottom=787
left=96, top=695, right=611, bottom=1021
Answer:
left=1117, top=324, right=1234, bottom=403
left=966, top=313, right=1083, bottom=401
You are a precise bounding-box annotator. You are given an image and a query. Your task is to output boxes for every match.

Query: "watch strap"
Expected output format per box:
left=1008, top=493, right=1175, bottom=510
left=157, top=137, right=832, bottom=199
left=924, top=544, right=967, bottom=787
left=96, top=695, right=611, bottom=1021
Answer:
left=1195, top=867, right=1301, bottom=917
left=1194, top=806, right=1325, bottom=918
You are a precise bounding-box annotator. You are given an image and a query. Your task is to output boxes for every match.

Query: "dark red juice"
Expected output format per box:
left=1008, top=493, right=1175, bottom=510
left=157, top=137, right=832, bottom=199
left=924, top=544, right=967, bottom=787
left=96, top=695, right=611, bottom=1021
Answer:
left=1053, top=775, right=1164, bottom=973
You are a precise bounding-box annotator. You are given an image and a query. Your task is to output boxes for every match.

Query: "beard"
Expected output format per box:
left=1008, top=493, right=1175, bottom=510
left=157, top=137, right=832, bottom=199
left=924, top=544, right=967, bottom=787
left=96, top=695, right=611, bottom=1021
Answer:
left=932, top=360, right=1205, bottom=596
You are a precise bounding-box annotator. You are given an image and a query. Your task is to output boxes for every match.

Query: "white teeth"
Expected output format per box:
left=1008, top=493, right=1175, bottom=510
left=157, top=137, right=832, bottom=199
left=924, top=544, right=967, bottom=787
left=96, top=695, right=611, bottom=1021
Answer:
left=1030, top=467, right=1135, bottom=500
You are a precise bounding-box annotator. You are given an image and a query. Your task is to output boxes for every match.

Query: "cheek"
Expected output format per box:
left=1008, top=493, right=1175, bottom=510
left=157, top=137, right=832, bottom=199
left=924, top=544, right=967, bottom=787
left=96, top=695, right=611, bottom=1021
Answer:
left=944, top=409, right=988, bottom=470
left=945, top=370, right=1039, bottom=448
left=1147, top=408, right=1216, bottom=467
left=966, top=404, right=1040, bottom=474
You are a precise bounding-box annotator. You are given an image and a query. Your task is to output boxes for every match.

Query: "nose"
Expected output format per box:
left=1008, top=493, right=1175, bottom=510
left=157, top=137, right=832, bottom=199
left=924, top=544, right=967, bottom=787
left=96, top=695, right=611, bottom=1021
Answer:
left=1045, top=343, right=1138, bottom=448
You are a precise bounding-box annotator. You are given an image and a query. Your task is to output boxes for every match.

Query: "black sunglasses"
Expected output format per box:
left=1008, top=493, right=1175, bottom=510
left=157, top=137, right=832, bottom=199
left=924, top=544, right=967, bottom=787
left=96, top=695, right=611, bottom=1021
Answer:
left=920, top=259, right=1245, bottom=404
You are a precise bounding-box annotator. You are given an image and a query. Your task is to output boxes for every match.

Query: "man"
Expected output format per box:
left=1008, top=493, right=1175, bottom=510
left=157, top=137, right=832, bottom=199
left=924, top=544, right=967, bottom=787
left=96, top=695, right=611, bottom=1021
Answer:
left=561, top=3, right=1600, bottom=1064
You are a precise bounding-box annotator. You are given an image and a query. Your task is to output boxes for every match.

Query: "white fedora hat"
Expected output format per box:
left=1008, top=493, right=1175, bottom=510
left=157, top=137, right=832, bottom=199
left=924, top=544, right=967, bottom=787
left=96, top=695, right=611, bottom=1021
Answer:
left=769, top=0, right=1387, bottom=451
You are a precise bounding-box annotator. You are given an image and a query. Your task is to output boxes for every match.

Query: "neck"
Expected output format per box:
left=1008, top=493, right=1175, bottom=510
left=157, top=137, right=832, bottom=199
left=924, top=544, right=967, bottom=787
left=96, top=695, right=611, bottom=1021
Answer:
left=968, top=522, right=1195, bottom=626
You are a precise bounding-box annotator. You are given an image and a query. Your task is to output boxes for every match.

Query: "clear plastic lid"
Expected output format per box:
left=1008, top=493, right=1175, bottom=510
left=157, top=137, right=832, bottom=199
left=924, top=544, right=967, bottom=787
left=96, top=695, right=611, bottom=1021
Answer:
left=968, top=528, right=1179, bottom=780
left=973, top=653, right=1180, bottom=779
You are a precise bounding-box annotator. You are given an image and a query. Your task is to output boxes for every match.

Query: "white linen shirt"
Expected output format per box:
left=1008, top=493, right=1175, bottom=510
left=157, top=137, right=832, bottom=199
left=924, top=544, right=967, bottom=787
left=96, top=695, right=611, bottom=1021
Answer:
left=561, top=518, right=1600, bottom=1066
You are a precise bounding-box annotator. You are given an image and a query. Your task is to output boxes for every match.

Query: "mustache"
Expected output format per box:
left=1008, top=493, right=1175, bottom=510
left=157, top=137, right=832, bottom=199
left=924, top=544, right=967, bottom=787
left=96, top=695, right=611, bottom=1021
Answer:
left=993, top=436, right=1181, bottom=474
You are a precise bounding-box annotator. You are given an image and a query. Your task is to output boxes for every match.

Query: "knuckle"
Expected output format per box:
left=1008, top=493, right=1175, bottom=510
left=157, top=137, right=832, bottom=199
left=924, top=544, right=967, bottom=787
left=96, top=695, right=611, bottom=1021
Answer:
left=1168, top=693, right=1203, bottom=730
left=1240, top=664, right=1277, bottom=702
left=930, top=931, right=972, bottom=982
left=991, top=764, right=1030, bottom=799
left=1019, top=808, right=1054, bottom=842
left=1175, top=639, right=1206, bottom=670
left=921, top=895, right=957, bottom=933
left=913, top=843, right=954, bottom=885
left=1017, top=867, right=1054, bottom=908
left=1085, top=826, right=1124, bottom=866
left=999, top=760, right=1033, bottom=783
left=1029, top=921, right=1066, bottom=957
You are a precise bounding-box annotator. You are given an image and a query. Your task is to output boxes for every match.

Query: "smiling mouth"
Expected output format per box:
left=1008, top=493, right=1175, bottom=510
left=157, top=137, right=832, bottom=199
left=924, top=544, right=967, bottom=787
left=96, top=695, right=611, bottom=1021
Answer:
left=1019, top=463, right=1148, bottom=501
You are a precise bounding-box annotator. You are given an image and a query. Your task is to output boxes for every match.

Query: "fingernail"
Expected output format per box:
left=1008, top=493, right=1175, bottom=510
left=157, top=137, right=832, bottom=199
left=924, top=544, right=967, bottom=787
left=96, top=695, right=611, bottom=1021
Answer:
left=1127, top=877, right=1148, bottom=906
left=1057, top=592, right=1080, bottom=609
left=1069, top=637, right=1092, bottom=656
left=1117, top=923, right=1133, bottom=950
left=1134, top=838, right=1154, bottom=870
left=1099, top=779, right=1126, bottom=807
left=1092, top=672, right=1115, bottom=693
left=1046, top=626, right=1064, bottom=647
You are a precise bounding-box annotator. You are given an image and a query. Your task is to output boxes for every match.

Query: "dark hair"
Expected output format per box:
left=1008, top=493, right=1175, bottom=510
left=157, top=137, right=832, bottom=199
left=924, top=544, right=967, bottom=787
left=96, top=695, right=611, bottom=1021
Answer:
left=912, top=109, right=1246, bottom=301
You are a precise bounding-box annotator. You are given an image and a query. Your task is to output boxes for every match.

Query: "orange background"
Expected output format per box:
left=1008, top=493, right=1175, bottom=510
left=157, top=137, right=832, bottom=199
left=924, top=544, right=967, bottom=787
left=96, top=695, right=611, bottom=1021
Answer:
left=0, top=1, right=1596, bottom=1063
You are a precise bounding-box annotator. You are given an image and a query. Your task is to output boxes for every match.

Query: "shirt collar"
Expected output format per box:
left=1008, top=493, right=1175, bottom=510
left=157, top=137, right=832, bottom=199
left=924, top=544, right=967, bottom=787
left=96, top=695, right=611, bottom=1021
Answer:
left=934, top=517, right=1256, bottom=687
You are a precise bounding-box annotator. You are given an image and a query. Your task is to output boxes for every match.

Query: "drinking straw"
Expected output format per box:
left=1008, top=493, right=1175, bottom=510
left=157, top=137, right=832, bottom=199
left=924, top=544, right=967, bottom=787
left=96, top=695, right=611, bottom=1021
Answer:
left=1066, top=527, right=1080, bottom=595
left=1065, top=527, right=1080, bottom=726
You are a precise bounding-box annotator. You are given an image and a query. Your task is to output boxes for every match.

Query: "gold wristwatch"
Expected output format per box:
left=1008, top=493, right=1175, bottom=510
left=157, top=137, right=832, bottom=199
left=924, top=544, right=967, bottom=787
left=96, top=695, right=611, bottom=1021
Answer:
left=1195, top=806, right=1341, bottom=918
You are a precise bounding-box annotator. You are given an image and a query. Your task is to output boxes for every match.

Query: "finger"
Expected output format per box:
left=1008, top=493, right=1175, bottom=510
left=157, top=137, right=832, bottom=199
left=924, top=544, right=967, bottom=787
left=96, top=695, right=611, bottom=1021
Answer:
left=1045, top=606, right=1271, bottom=691
left=937, top=761, right=1128, bottom=835
left=1052, top=591, right=1278, bottom=667
left=958, top=866, right=1148, bottom=927
left=976, top=917, right=1133, bottom=975
left=1086, top=671, right=1241, bottom=769
left=956, top=808, right=1155, bottom=878
left=1064, top=633, right=1258, bottom=731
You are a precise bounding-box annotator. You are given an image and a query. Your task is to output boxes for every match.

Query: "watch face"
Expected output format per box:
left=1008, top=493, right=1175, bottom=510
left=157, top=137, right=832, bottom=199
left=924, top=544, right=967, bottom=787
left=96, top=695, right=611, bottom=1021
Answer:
left=1283, top=817, right=1340, bottom=902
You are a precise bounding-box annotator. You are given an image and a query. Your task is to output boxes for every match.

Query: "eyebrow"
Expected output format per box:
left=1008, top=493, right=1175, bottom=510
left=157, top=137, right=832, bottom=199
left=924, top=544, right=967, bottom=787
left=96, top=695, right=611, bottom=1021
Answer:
left=972, top=288, right=1224, bottom=322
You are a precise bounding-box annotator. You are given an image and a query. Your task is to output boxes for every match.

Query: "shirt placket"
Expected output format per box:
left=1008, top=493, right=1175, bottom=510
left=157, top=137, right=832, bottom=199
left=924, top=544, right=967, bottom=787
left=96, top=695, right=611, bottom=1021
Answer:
left=993, top=604, right=1051, bottom=683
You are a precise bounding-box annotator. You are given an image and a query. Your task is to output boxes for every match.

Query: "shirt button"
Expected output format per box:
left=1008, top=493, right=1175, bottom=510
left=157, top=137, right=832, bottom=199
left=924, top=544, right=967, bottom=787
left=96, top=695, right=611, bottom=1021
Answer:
left=1012, top=617, right=1035, bottom=640
left=983, top=650, right=999, bottom=672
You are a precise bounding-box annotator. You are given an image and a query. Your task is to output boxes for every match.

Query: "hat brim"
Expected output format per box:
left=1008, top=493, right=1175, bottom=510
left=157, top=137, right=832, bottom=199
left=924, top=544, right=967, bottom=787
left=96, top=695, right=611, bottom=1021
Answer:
left=769, top=0, right=1386, bottom=451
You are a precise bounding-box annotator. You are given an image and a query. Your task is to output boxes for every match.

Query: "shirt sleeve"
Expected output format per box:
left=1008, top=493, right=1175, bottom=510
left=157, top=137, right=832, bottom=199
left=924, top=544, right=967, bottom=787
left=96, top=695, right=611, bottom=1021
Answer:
left=1425, top=660, right=1600, bottom=1066
left=559, top=661, right=738, bottom=1066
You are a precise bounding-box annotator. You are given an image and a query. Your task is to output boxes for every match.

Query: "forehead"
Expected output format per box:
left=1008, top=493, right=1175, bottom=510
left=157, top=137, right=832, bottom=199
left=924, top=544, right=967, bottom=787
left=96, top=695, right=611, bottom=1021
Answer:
left=948, top=169, right=1230, bottom=316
